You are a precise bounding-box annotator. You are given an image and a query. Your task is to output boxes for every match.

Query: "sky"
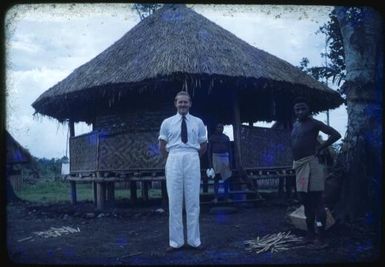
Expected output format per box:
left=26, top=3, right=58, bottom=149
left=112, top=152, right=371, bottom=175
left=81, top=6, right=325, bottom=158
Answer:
left=5, top=3, right=347, bottom=159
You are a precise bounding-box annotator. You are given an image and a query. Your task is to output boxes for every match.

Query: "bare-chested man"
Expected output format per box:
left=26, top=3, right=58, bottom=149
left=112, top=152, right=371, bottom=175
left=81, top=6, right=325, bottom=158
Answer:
left=290, top=96, right=341, bottom=247
left=208, top=123, right=232, bottom=203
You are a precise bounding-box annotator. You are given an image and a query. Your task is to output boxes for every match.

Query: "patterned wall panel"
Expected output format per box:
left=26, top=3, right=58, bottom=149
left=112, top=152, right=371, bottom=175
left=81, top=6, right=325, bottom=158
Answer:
left=98, top=131, right=166, bottom=171
left=240, top=126, right=293, bottom=168
left=70, top=132, right=98, bottom=172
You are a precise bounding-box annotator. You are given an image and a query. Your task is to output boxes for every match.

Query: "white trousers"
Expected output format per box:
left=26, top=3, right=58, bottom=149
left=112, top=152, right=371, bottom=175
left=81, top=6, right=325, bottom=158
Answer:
left=165, top=151, right=201, bottom=248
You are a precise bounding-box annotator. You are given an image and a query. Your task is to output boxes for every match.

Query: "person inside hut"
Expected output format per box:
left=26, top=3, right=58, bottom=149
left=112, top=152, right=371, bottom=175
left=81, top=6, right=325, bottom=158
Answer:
left=290, top=96, right=341, bottom=248
left=208, top=123, right=233, bottom=203
left=158, top=91, right=207, bottom=252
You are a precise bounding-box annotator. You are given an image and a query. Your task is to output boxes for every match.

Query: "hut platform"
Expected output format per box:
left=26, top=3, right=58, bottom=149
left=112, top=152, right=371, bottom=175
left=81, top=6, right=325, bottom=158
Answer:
left=66, top=166, right=295, bottom=210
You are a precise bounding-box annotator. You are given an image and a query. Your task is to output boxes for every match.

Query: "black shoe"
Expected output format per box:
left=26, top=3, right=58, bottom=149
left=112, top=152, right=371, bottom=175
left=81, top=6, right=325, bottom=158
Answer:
left=303, top=233, right=316, bottom=244
left=166, top=246, right=182, bottom=253
left=189, top=244, right=205, bottom=251
left=311, top=238, right=328, bottom=249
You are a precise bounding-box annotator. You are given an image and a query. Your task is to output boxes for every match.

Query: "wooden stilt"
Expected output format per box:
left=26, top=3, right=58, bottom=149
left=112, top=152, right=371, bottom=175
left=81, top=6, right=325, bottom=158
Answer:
left=202, top=176, right=209, bottom=193
left=106, top=182, right=115, bottom=207
left=93, top=181, right=97, bottom=205
left=69, top=120, right=75, bottom=137
left=232, top=94, right=242, bottom=171
left=130, top=180, right=137, bottom=202
left=161, top=180, right=167, bottom=201
left=232, top=94, right=243, bottom=192
left=70, top=181, right=77, bottom=204
left=96, top=182, right=106, bottom=210
left=68, top=120, right=76, bottom=204
left=278, top=177, right=284, bottom=197
left=143, top=181, right=149, bottom=201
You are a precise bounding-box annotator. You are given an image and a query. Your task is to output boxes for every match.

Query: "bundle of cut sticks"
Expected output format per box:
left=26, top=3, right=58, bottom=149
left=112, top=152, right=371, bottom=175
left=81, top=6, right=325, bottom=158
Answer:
left=244, top=231, right=304, bottom=254
left=33, top=226, right=80, bottom=238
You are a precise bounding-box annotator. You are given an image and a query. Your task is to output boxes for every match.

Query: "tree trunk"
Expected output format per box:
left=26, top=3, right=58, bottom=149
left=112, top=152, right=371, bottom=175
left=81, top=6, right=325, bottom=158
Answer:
left=333, top=7, right=383, bottom=224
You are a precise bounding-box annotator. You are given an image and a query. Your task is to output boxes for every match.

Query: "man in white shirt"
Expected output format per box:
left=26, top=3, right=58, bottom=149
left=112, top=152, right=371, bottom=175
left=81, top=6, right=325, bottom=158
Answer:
left=159, top=91, right=207, bottom=252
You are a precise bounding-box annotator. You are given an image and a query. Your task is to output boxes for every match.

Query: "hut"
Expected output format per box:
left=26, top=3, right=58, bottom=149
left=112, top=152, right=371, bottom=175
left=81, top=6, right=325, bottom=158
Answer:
left=32, top=4, right=343, bottom=208
left=5, top=130, right=33, bottom=198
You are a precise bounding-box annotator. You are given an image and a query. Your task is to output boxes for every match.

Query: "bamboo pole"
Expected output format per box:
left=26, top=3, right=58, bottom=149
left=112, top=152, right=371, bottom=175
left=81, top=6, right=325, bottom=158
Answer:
left=106, top=182, right=115, bottom=208
left=96, top=172, right=106, bottom=210
left=93, top=181, right=97, bottom=204
left=232, top=93, right=242, bottom=171
left=70, top=181, right=77, bottom=204
left=130, top=180, right=137, bottom=203
left=69, top=120, right=75, bottom=137
left=143, top=181, right=149, bottom=201
left=69, top=120, right=76, bottom=204
left=161, top=180, right=167, bottom=201
left=96, top=182, right=106, bottom=210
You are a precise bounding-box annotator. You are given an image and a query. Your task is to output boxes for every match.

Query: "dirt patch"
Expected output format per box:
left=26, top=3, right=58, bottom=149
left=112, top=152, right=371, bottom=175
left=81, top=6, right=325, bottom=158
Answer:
left=5, top=198, right=381, bottom=265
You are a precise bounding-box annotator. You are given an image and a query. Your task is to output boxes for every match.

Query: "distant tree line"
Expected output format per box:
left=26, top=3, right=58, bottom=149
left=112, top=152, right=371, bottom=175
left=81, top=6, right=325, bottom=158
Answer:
left=24, top=156, right=68, bottom=181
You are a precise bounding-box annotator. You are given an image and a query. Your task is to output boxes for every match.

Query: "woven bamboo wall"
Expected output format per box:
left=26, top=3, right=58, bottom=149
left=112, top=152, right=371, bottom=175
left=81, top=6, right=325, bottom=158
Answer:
left=70, top=132, right=98, bottom=172
left=98, top=131, right=165, bottom=171
left=70, top=109, right=174, bottom=173
left=240, top=125, right=292, bottom=168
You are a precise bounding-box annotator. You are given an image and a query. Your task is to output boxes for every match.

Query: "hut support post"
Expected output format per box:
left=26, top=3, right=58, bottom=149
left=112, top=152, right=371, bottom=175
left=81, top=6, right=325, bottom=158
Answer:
left=106, top=182, right=115, bottom=207
left=69, top=120, right=75, bottom=137
left=161, top=180, right=167, bottom=201
left=70, top=181, right=77, bottom=204
left=143, top=181, right=149, bottom=201
left=68, top=120, right=76, bottom=205
left=232, top=94, right=245, bottom=193
left=232, top=94, right=243, bottom=172
left=96, top=182, right=106, bottom=210
left=93, top=181, right=97, bottom=204
left=130, top=181, right=137, bottom=202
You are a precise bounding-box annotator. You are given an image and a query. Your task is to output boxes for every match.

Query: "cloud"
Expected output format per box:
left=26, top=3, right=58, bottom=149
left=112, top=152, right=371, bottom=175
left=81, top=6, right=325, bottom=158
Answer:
left=6, top=68, right=71, bottom=158
left=194, top=4, right=332, bottom=67
left=6, top=16, right=139, bottom=72
left=6, top=4, right=138, bottom=158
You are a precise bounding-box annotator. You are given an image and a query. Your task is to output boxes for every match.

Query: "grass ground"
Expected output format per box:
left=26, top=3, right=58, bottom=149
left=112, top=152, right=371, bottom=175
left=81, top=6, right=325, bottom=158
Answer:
left=15, top=178, right=280, bottom=204
left=16, top=180, right=162, bottom=203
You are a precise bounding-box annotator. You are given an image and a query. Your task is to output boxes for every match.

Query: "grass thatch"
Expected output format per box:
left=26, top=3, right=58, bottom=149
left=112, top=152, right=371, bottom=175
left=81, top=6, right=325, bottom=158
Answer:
left=32, top=4, right=343, bottom=123
left=6, top=130, right=33, bottom=164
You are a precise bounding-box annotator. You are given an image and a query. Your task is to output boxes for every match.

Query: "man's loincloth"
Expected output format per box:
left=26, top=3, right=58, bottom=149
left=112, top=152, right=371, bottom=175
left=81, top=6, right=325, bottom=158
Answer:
left=212, top=153, right=232, bottom=180
left=292, top=155, right=326, bottom=192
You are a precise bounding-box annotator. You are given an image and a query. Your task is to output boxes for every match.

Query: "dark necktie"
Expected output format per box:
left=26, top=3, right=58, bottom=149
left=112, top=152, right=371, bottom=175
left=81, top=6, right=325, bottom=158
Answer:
left=181, top=115, right=188, bottom=143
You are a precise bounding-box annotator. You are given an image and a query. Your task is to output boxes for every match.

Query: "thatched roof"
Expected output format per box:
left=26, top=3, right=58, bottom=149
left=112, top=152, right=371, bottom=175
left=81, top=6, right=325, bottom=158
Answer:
left=32, top=4, right=343, bottom=124
left=6, top=130, right=33, bottom=164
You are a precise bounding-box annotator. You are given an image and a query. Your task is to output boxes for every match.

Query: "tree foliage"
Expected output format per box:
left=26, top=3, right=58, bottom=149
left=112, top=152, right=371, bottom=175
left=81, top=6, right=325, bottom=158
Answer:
left=132, top=3, right=163, bottom=20
left=318, top=10, right=346, bottom=86
left=32, top=157, right=65, bottom=179
left=298, top=10, right=346, bottom=90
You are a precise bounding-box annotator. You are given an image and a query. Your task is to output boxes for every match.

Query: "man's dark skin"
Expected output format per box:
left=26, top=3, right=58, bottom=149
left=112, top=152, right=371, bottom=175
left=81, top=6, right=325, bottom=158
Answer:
left=291, top=102, right=341, bottom=161
left=208, top=124, right=232, bottom=167
left=290, top=99, right=341, bottom=247
left=208, top=123, right=232, bottom=202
